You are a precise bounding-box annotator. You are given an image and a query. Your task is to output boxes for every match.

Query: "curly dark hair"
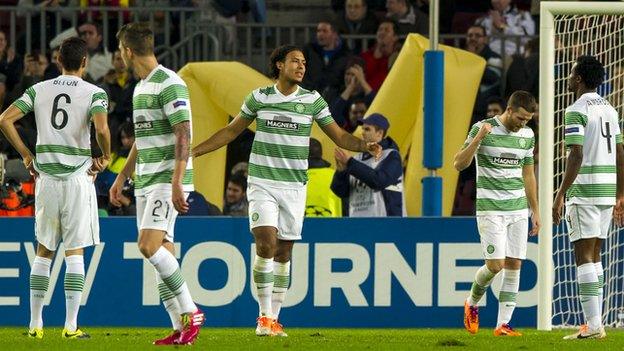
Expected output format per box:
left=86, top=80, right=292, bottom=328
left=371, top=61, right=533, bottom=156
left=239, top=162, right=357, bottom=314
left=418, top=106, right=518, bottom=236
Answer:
left=268, top=45, right=302, bottom=79
left=575, top=55, right=605, bottom=89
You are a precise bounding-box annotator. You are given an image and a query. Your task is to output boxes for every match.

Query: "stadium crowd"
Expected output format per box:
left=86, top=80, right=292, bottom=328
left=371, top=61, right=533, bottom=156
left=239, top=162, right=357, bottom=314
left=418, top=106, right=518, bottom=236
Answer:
left=0, top=0, right=541, bottom=217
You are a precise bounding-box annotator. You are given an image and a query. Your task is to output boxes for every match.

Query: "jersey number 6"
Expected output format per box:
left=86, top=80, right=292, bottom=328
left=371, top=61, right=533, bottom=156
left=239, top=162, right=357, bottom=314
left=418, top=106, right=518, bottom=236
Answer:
left=51, top=93, right=71, bottom=130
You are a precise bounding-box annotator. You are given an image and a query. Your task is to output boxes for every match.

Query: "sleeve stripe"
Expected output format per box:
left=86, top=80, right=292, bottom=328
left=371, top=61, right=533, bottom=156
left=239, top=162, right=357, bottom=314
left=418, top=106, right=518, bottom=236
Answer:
left=12, top=100, right=32, bottom=114
left=89, top=106, right=107, bottom=116
left=564, top=111, right=588, bottom=126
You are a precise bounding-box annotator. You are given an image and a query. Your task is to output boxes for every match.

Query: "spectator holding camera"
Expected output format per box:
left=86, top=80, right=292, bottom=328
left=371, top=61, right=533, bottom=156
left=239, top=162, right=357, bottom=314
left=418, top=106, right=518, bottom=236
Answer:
left=330, top=113, right=405, bottom=217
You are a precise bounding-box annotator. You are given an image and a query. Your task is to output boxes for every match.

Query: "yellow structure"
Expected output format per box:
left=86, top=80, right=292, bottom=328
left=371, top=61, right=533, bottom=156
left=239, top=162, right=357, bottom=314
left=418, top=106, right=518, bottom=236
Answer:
left=180, top=34, right=484, bottom=215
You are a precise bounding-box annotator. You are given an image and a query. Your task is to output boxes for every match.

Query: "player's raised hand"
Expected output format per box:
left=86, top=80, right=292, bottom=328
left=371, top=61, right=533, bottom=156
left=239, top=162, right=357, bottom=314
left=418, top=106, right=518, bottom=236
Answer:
left=172, top=182, right=189, bottom=214
left=476, top=123, right=493, bottom=142
left=529, top=212, right=540, bottom=236
left=366, top=142, right=382, bottom=160
left=552, top=192, right=564, bottom=225
left=109, top=177, right=124, bottom=207
left=614, top=196, right=624, bottom=226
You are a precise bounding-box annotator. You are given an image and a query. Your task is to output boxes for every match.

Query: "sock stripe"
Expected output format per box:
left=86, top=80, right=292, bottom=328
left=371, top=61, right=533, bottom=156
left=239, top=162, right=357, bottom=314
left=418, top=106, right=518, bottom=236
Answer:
left=158, top=282, right=176, bottom=301
left=579, top=282, right=601, bottom=296
left=163, top=269, right=185, bottom=293
left=253, top=270, right=274, bottom=284
left=30, top=275, right=50, bottom=291
left=64, top=273, right=85, bottom=292
left=498, top=291, right=517, bottom=302
left=273, top=275, right=290, bottom=288
left=470, top=282, right=487, bottom=300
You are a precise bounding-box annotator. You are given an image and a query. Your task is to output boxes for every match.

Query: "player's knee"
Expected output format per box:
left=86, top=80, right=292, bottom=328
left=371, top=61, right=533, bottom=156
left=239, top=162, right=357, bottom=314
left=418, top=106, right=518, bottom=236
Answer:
left=255, top=242, right=275, bottom=258
left=485, top=260, right=504, bottom=274
left=138, top=241, right=158, bottom=258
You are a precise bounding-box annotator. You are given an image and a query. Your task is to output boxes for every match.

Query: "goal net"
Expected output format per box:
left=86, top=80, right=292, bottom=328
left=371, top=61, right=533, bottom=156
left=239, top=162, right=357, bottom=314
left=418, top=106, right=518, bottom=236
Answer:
left=541, top=3, right=624, bottom=329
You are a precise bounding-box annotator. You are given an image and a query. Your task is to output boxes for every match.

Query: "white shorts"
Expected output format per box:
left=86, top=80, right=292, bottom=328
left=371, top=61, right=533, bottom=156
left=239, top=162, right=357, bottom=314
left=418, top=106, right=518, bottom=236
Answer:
left=136, top=190, right=186, bottom=242
left=565, top=204, right=612, bottom=242
left=476, top=215, right=528, bottom=260
left=35, top=175, right=99, bottom=251
left=247, top=182, right=307, bottom=241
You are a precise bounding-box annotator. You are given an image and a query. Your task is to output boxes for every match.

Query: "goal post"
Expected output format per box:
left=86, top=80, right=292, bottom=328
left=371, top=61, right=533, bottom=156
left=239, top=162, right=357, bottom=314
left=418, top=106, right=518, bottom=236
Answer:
left=539, top=1, right=624, bottom=331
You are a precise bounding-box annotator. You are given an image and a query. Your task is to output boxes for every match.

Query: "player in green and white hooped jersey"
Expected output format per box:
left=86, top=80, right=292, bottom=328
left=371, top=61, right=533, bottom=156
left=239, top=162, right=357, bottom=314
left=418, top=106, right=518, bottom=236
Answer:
left=454, top=91, right=540, bottom=336
left=192, top=45, right=381, bottom=336
left=108, top=23, right=203, bottom=346
left=0, top=37, right=111, bottom=339
left=553, top=56, right=624, bottom=340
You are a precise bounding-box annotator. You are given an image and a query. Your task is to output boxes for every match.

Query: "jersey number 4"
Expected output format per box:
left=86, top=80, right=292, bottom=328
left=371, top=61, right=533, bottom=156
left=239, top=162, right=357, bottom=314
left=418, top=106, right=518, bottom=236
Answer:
left=51, top=93, right=71, bottom=130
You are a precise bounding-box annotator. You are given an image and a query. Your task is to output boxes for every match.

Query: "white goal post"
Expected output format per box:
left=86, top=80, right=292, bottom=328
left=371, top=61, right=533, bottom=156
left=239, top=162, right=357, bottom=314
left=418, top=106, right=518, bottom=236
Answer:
left=539, top=1, right=624, bottom=331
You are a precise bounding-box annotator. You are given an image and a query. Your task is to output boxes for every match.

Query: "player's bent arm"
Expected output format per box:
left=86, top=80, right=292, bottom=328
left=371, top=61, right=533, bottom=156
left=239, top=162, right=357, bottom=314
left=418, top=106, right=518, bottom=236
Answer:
left=557, top=145, right=583, bottom=194
left=92, top=112, right=111, bottom=159
left=616, top=144, right=624, bottom=199
left=453, top=140, right=480, bottom=171
left=172, top=121, right=191, bottom=185
left=522, top=164, right=539, bottom=213
left=320, top=121, right=367, bottom=152
left=0, top=105, right=32, bottom=160
left=192, top=114, right=253, bottom=158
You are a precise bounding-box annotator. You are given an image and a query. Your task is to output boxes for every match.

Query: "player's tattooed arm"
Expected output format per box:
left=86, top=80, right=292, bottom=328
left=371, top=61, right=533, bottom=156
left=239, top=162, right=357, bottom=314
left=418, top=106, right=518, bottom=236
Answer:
left=173, top=121, right=191, bottom=161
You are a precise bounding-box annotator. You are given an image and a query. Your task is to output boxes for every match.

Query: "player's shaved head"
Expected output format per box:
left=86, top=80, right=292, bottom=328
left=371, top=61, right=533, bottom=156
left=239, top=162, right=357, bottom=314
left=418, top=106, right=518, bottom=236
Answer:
left=507, top=90, right=537, bottom=113
left=116, top=22, right=154, bottom=57
left=58, top=37, right=87, bottom=71
left=574, top=55, right=604, bottom=89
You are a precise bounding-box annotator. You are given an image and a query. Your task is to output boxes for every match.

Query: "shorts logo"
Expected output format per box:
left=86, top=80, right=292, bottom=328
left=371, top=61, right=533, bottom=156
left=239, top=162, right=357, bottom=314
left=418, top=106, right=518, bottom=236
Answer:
left=294, top=103, right=305, bottom=114
left=487, top=245, right=495, bottom=254
left=252, top=212, right=259, bottom=221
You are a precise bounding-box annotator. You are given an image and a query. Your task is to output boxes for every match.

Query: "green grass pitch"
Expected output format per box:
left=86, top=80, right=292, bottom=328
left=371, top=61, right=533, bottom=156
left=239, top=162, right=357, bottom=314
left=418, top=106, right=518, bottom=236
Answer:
left=0, top=327, right=622, bottom=350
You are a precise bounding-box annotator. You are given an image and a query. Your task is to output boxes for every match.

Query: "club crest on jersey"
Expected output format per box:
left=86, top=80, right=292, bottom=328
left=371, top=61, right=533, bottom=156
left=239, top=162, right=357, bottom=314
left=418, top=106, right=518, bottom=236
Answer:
left=492, top=152, right=520, bottom=166
left=518, top=138, right=527, bottom=148
left=294, top=103, right=305, bottom=113
left=267, top=115, right=299, bottom=130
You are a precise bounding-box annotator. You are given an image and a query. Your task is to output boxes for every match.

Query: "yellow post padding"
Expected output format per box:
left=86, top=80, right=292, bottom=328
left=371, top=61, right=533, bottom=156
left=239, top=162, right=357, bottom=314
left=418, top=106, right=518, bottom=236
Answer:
left=365, top=34, right=486, bottom=216
left=179, top=35, right=484, bottom=216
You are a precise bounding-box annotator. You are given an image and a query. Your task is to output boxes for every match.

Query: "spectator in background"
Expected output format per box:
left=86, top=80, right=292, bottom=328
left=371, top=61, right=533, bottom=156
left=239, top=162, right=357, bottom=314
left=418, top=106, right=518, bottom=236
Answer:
left=336, top=0, right=379, bottom=53
left=331, top=113, right=404, bottom=217
left=505, top=37, right=539, bottom=99
left=7, top=52, right=48, bottom=130
left=332, top=0, right=386, bottom=12
left=385, top=0, right=428, bottom=36
left=330, top=57, right=375, bottom=130
left=0, top=30, right=22, bottom=94
left=476, top=0, right=535, bottom=58
left=100, top=49, right=137, bottom=134
left=465, top=24, right=502, bottom=120
left=302, top=21, right=352, bottom=102
left=486, top=95, right=506, bottom=118
left=78, top=22, right=113, bottom=84
left=79, top=0, right=131, bottom=52
left=223, top=171, right=248, bottom=216
left=361, top=19, right=400, bottom=91
left=231, top=161, right=249, bottom=178
left=345, top=98, right=368, bottom=133
left=43, top=47, right=61, bottom=80
left=306, top=138, right=342, bottom=217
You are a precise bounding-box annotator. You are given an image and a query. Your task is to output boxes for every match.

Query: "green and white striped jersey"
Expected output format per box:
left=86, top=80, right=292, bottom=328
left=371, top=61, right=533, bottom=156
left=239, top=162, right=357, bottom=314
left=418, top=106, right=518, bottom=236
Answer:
left=132, top=65, right=193, bottom=195
left=12, top=75, right=108, bottom=178
left=240, top=85, right=334, bottom=188
left=463, top=116, right=535, bottom=216
left=564, top=92, right=622, bottom=205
